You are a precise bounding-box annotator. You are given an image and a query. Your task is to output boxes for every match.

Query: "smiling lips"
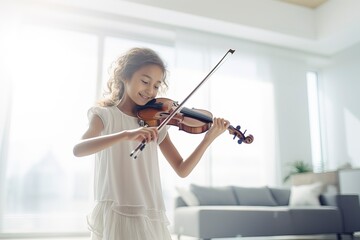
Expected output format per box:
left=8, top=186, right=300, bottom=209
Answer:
left=139, top=93, right=152, bottom=102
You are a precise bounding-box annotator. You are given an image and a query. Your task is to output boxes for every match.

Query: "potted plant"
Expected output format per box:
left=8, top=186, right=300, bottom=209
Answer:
left=283, top=160, right=312, bottom=183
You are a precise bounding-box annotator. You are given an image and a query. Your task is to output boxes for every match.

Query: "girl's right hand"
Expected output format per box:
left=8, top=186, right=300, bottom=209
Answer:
left=126, top=127, right=158, bottom=143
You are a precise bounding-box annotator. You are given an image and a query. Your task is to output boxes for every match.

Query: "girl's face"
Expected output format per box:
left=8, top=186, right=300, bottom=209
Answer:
left=125, top=64, right=164, bottom=106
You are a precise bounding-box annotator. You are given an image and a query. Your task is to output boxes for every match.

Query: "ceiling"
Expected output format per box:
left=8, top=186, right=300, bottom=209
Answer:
left=278, top=0, right=328, bottom=9
left=116, top=0, right=360, bottom=56
left=5, top=0, right=360, bottom=56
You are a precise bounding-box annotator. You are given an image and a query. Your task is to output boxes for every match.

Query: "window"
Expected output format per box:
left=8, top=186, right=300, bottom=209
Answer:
left=0, top=24, right=178, bottom=234
left=208, top=49, right=276, bottom=187
left=1, top=25, right=98, bottom=233
left=307, top=72, right=324, bottom=172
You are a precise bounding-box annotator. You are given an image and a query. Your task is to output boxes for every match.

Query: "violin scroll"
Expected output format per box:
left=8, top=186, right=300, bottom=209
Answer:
left=228, top=125, right=254, bottom=144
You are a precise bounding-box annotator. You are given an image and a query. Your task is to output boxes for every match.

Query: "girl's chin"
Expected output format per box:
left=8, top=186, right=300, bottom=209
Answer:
left=136, top=99, right=150, bottom=106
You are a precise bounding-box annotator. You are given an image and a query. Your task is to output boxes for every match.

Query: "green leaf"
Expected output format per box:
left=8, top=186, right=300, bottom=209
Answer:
left=283, top=160, right=312, bottom=183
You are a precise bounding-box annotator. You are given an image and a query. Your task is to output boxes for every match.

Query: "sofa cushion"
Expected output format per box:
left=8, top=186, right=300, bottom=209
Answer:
left=289, top=182, right=324, bottom=206
left=176, top=186, right=199, bottom=206
left=190, top=184, right=237, bottom=205
left=233, top=186, right=278, bottom=206
left=270, top=187, right=291, bottom=206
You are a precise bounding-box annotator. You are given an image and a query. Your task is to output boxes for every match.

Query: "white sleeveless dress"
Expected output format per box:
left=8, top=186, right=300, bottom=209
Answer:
left=86, top=106, right=171, bottom=240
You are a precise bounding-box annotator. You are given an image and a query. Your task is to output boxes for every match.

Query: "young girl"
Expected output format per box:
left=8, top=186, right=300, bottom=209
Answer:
left=73, top=47, right=230, bottom=240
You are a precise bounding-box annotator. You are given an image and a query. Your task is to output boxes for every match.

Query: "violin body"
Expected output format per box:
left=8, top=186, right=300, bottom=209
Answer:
left=137, top=98, right=254, bottom=144
left=137, top=98, right=213, bottom=134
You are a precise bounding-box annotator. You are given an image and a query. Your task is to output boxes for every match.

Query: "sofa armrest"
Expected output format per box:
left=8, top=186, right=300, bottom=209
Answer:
left=320, top=194, right=360, bottom=234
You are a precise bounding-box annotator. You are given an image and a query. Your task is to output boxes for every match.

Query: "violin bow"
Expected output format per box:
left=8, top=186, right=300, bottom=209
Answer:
left=130, top=49, right=235, bottom=159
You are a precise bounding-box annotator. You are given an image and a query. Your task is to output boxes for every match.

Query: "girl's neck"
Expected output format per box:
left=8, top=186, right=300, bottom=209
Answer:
left=117, top=97, right=137, bottom=117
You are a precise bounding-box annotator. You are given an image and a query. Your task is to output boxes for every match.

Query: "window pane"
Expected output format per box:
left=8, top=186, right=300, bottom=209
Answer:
left=2, top=25, right=98, bottom=233
left=307, top=72, right=323, bottom=172
left=209, top=53, right=276, bottom=187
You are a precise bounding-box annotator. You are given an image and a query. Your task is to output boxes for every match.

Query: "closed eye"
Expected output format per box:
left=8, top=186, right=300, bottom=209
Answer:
left=141, top=80, right=149, bottom=85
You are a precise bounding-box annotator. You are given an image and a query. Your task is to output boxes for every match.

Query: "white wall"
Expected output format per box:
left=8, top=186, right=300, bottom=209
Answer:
left=320, top=42, right=360, bottom=170
left=270, top=55, right=313, bottom=183
left=264, top=40, right=360, bottom=177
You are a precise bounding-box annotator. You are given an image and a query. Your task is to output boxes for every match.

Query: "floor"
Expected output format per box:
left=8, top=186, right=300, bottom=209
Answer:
left=1, top=235, right=359, bottom=240
left=174, top=235, right=360, bottom=240
left=1, top=233, right=359, bottom=240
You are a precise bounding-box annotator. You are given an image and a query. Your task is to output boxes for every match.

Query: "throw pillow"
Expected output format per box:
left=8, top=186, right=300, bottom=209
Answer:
left=289, top=182, right=324, bottom=206
left=233, top=186, right=278, bottom=206
left=175, top=186, right=199, bottom=206
left=190, top=184, right=238, bottom=205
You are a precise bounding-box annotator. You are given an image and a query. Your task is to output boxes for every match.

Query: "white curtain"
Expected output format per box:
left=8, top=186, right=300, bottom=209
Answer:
left=165, top=29, right=277, bottom=188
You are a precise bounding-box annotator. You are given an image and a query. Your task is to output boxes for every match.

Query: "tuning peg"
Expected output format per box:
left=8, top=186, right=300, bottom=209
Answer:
left=236, top=125, right=241, bottom=130
left=238, top=139, right=243, bottom=144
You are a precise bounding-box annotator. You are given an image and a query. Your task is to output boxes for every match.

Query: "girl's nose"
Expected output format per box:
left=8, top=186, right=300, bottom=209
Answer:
left=145, top=86, right=155, bottom=96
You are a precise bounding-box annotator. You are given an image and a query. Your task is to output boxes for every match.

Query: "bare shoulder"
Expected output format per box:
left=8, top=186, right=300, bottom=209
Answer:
left=82, top=114, right=104, bottom=139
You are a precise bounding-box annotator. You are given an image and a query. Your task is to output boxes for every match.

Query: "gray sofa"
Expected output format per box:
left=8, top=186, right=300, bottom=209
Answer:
left=173, top=184, right=360, bottom=240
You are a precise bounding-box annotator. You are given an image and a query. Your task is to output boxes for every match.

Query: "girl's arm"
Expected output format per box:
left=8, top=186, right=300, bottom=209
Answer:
left=159, top=117, right=229, bottom=178
left=73, top=114, right=158, bottom=157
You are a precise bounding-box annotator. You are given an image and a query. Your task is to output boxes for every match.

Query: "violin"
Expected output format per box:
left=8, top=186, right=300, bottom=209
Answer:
left=130, top=49, right=253, bottom=159
left=136, top=98, right=254, bottom=144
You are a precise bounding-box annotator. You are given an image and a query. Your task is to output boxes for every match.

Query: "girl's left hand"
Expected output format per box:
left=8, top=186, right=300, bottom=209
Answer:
left=204, top=117, right=230, bottom=141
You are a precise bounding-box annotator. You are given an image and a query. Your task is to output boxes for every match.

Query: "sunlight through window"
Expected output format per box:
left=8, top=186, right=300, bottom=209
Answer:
left=307, top=72, right=324, bottom=172
left=3, top=25, right=98, bottom=233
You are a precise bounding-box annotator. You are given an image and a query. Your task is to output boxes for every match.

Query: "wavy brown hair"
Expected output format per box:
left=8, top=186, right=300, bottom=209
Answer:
left=98, top=47, right=168, bottom=107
